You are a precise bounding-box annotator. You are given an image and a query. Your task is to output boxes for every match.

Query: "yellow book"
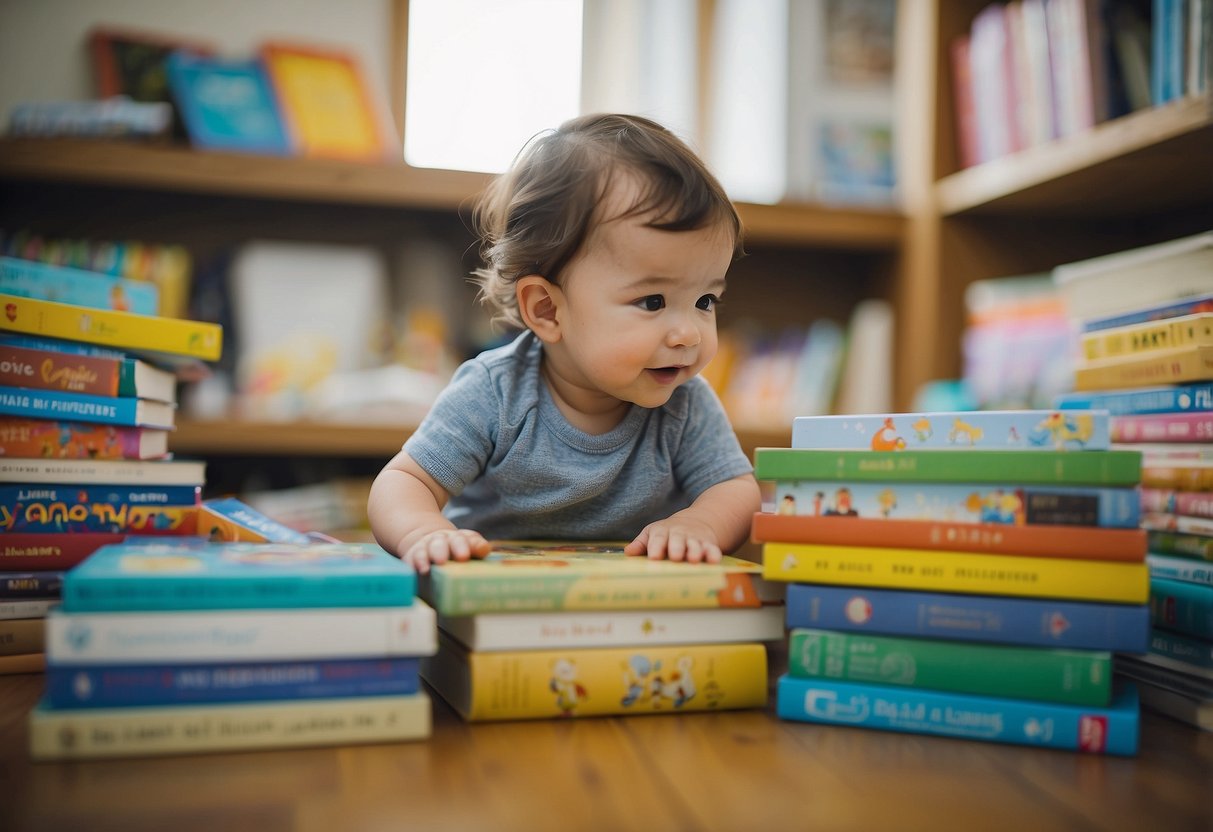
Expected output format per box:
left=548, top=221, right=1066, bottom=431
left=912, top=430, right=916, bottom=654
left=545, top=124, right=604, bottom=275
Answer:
left=0, top=294, right=222, bottom=362
left=761, top=542, right=1149, bottom=604
left=1082, top=312, right=1213, bottom=361
left=1074, top=344, right=1213, bottom=391
left=422, top=635, right=768, bottom=721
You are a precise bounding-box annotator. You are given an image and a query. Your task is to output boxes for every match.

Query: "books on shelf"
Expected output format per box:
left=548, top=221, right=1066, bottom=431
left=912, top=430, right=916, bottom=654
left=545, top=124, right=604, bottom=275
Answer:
left=165, top=52, right=292, bottom=156
left=791, top=410, right=1111, bottom=451
left=1073, top=344, right=1213, bottom=392
left=0, top=256, right=159, bottom=315
left=1082, top=312, right=1213, bottom=361
left=0, top=418, right=169, bottom=460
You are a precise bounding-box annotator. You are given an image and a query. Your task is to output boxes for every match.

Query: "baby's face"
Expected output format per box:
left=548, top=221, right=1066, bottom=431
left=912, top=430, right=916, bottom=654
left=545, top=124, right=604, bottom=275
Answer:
left=555, top=181, right=734, bottom=409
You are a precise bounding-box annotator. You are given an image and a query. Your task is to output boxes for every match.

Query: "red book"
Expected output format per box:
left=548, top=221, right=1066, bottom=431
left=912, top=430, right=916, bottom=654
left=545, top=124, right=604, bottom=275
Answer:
left=0, top=532, right=125, bottom=571
left=0, top=343, right=176, bottom=403
left=1140, top=488, right=1213, bottom=519
left=0, top=417, right=169, bottom=460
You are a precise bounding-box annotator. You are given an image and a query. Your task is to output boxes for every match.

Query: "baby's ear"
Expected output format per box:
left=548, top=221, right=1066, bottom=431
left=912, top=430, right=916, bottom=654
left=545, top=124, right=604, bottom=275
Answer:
left=517, top=275, right=563, bottom=343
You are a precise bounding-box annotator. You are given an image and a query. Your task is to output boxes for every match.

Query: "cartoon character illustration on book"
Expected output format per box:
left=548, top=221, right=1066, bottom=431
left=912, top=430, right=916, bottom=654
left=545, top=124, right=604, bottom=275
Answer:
left=948, top=417, right=984, bottom=445
left=978, top=489, right=1025, bottom=524
left=911, top=416, right=933, bottom=443
left=651, top=655, right=697, bottom=708
left=777, top=494, right=797, bottom=516
left=621, top=654, right=653, bottom=707
left=550, top=658, right=587, bottom=716
left=870, top=417, right=906, bottom=451
left=1028, top=412, right=1095, bottom=450
left=877, top=488, right=897, bottom=518
left=824, top=487, right=859, bottom=517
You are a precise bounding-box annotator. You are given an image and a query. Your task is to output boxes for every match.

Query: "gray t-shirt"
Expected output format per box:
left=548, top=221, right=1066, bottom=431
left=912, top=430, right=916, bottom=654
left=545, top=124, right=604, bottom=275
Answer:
left=403, top=330, right=753, bottom=540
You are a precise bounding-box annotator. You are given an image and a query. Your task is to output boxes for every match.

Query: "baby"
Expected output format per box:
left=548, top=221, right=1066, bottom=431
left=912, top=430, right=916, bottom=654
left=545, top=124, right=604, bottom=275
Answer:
left=368, top=114, right=761, bottom=573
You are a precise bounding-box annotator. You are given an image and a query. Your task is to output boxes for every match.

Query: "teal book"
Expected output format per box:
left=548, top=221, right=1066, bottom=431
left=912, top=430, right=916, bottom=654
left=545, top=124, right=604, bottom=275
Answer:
left=62, top=541, right=415, bottom=612
left=753, top=448, right=1142, bottom=486
left=788, top=629, right=1112, bottom=706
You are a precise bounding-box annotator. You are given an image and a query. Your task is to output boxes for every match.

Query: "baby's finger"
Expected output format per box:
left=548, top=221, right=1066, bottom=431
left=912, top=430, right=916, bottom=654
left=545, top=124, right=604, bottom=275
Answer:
left=464, top=531, right=493, bottom=558
left=684, top=538, right=705, bottom=564
left=624, top=529, right=650, bottom=557
left=448, top=533, right=473, bottom=561
left=405, top=546, right=431, bottom=575
left=703, top=544, right=723, bottom=564
left=666, top=531, right=687, bottom=562
left=426, top=535, right=452, bottom=565
left=646, top=526, right=670, bottom=560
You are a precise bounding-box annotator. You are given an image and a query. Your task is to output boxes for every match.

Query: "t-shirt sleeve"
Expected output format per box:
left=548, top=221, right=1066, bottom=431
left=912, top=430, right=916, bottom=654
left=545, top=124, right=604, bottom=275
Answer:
left=671, top=378, right=754, bottom=500
left=402, top=360, right=498, bottom=496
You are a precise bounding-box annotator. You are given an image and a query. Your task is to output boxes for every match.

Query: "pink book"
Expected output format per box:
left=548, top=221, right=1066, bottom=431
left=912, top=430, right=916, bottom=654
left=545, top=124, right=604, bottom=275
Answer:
left=1111, top=412, right=1213, bottom=443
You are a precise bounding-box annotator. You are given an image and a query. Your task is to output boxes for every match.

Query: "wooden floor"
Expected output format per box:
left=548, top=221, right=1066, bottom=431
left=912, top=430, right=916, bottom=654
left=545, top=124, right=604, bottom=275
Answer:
left=1, top=659, right=1210, bottom=832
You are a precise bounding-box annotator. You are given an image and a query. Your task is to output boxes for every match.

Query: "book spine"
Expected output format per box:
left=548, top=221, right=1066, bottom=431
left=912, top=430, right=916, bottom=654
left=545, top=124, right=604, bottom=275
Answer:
left=1081, top=294, right=1213, bottom=332
left=0, top=485, right=199, bottom=535
left=0, top=418, right=163, bottom=460
left=46, top=604, right=437, bottom=662
left=0, top=456, right=203, bottom=486
left=0, top=385, right=171, bottom=428
left=0, top=333, right=125, bottom=360
left=750, top=513, right=1147, bottom=561
left=1055, top=383, right=1213, bottom=415
left=29, top=692, right=432, bottom=760
left=0, top=652, right=45, bottom=674
left=0, top=294, right=222, bottom=361
left=1140, top=488, right=1213, bottom=518
left=763, top=542, right=1150, bottom=604
left=0, top=618, right=45, bottom=656
left=1143, top=512, right=1213, bottom=536
left=1082, top=313, right=1213, bottom=360
left=1148, top=554, right=1213, bottom=586
left=44, top=657, right=422, bottom=708
left=1149, top=627, right=1213, bottom=671
left=1112, top=412, right=1213, bottom=443
left=753, top=449, right=1142, bottom=486
left=763, top=481, right=1140, bottom=528
left=1148, top=531, right=1213, bottom=560
left=1142, top=466, right=1213, bottom=490
left=1, top=571, right=63, bottom=599
left=0, top=599, right=55, bottom=620
left=0, top=344, right=125, bottom=397
left=1074, top=346, right=1213, bottom=391
left=0, top=532, right=125, bottom=571
left=784, top=584, right=1150, bottom=652
left=775, top=676, right=1140, bottom=755
left=1126, top=677, right=1212, bottom=731
left=787, top=628, right=1112, bottom=706
left=1150, top=577, right=1213, bottom=639
left=790, top=410, right=1111, bottom=452
left=0, top=256, right=159, bottom=315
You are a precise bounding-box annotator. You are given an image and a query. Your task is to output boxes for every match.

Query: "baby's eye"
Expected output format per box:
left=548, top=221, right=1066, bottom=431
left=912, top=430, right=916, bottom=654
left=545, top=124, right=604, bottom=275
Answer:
left=636, top=295, right=665, bottom=311
left=696, top=294, right=721, bottom=311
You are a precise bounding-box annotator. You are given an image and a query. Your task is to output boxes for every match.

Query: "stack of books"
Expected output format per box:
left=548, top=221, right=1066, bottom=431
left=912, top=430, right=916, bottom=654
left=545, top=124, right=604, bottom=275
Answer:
left=753, top=410, right=1149, bottom=755
left=1053, top=232, right=1213, bottom=731
left=29, top=539, right=436, bottom=760
left=0, top=260, right=223, bottom=675
left=419, top=542, right=782, bottom=721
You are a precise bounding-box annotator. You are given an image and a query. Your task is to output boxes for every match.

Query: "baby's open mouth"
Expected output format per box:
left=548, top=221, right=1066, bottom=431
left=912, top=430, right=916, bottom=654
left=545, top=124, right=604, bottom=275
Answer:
left=647, top=367, right=683, bottom=384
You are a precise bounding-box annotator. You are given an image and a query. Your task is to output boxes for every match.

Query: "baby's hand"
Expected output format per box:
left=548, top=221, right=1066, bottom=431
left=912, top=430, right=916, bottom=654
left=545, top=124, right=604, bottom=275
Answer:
left=403, top=528, right=491, bottom=575
left=624, top=518, right=723, bottom=564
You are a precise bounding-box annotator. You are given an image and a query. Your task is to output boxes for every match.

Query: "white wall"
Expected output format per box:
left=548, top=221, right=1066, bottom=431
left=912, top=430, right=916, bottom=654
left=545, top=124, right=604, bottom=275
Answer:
left=0, top=0, right=395, bottom=126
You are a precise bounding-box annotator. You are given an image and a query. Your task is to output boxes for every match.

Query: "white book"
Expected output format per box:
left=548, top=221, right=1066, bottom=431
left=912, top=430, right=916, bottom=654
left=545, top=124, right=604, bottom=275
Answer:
left=439, top=605, right=785, bottom=652
left=46, top=601, right=437, bottom=663
left=0, top=456, right=205, bottom=486
left=0, top=599, right=55, bottom=620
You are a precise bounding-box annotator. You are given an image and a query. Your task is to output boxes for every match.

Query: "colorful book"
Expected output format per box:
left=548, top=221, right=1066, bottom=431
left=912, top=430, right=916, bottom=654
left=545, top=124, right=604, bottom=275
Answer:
left=1148, top=554, right=1213, bottom=586
left=1146, top=628, right=1213, bottom=678
left=1142, top=466, right=1213, bottom=490
left=1074, top=345, right=1213, bottom=392
left=1140, top=488, right=1213, bottom=518
left=0, top=294, right=222, bottom=362
left=164, top=52, right=292, bottom=155
left=1150, top=577, right=1213, bottom=639
left=1112, top=412, right=1213, bottom=443
left=762, top=542, right=1149, bottom=604
left=1142, top=512, right=1213, bottom=536
left=1, top=571, right=63, bottom=599
left=0, top=343, right=176, bottom=403
left=422, top=542, right=771, bottom=616
left=0, top=532, right=125, bottom=571
left=1, top=484, right=199, bottom=534
left=46, top=602, right=436, bottom=663
left=439, top=605, right=786, bottom=652
left=763, top=481, right=1140, bottom=528
left=1082, top=293, right=1213, bottom=333
left=0, top=256, right=158, bottom=315
left=0, top=332, right=209, bottom=381
left=1148, top=531, right=1213, bottom=560
left=198, top=497, right=311, bottom=544
left=28, top=691, right=431, bottom=760
left=1082, top=312, right=1213, bottom=360
left=0, top=599, right=55, bottom=620
left=753, top=449, right=1141, bottom=486
left=1055, top=382, right=1213, bottom=415
left=0, top=417, right=168, bottom=460
left=776, top=676, right=1139, bottom=755
left=0, top=385, right=174, bottom=429
left=422, top=635, right=768, bottom=721
left=791, top=410, right=1110, bottom=451
left=62, top=541, right=416, bottom=612
left=784, top=584, right=1149, bottom=652
left=0, top=456, right=205, bottom=487
left=0, top=618, right=45, bottom=656
left=751, top=514, right=1146, bottom=561
left=44, top=657, right=422, bottom=709
left=787, top=629, right=1112, bottom=706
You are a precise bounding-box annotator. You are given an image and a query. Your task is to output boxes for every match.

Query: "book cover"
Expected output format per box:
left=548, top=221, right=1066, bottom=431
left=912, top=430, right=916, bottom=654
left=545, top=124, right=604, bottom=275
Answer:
left=1082, top=293, right=1213, bottom=333
left=0, top=532, right=125, bottom=571
left=762, top=542, right=1149, bottom=604
left=47, top=601, right=436, bottom=663
left=0, top=456, right=205, bottom=487
left=422, top=635, right=768, bottom=721
left=1140, top=487, right=1213, bottom=518
left=1150, top=577, right=1213, bottom=639
left=439, top=605, right=786, bottom=652
left=423, top=542, right=769, bottom=616
left=763, top=480, right=1140, bottom=528
left=791, top=410, right=1110, bottom=451
left=0, top=385, right=174, bottom=429
left=0, top=256, right=158, bottom=315
left=784, top=584, right=1150, bottom=652
left=0, top=343, right=176, bottom=403
left=787, top=628, right=1112, bottom=706
left=753, top=448, right=1142, bottom=486
left=164, top=52, right=292, bottom=155
left=0, top=418, right=168, bottom=460
left=1112, top=412, right=1213, bottom=443
left=1055, top=382, right=1213, bottom=415
left=776, top=676, right=1139, bottom=755
left=44, top=656, right=422, bottom=709
left=0, top=618, right=45, bottom=656
left=1, top=571, right=63, bottom=599
left=0, top=295, right=222, bottom=362
left=198, top=497, right=311, bottom=544
left=1148, top=554, right=1213, bottom=586
left=751, top=513, right=1147, bottom=561
left=1082, top=312, right=1213, bottom=360
left=88, top=25, right=216, bottom=102
left=0, top=599, right=55, bottom=620
left=62, top=541, right=416, bottom=612
left=0, top=484, right=198, bottom=535
left=29, top=691, right=431, bottom=760
left=1074, top=345, right=1213, bottom=391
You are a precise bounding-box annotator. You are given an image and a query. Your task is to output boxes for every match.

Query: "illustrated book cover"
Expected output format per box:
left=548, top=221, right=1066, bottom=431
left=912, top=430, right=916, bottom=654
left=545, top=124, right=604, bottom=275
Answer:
left=791, top=410, right=1110, bottom=451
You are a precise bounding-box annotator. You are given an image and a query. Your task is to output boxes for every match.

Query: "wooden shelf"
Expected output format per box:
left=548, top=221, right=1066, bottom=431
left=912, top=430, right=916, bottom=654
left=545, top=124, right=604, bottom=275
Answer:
left=935, top=95, right=1213, bottom=218
left=0, top=138, right=903, bottom=248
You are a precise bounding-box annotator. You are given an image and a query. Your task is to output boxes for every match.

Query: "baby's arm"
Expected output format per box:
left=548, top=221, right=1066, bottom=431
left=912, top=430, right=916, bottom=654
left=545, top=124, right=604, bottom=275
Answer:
left=367, top=450, right=491, bottom=574
left=624, top=473, right=761, bottom=563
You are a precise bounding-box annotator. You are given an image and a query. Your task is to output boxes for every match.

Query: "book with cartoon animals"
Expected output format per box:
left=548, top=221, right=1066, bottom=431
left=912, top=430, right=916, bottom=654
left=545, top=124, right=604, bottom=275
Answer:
left=791, top=410, right=1111, bottom=451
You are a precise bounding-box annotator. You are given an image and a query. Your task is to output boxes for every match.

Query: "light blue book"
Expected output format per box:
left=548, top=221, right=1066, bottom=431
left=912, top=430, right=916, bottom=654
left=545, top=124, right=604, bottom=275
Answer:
left=1147, top=554, right=1213, bottom=586
left=777, top=676, right=1139, bottom=756
left=1149, top=577, right=1213, bottom=640
left=1, top=257, right=158, bottom=315
left=792, top=410, right=1111, bottom=451
left=62, top=541, right=415, bottom=612
left=0, top=385, right=175, bottom=428
left=1055, top=383, right=1213, bottom=415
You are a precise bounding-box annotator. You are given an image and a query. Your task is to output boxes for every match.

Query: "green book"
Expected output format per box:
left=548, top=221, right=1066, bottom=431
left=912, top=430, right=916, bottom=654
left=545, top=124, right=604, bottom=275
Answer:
left=753, top=448, right=1141, bottom=486
left=787, top=629, right=1113, bottom=706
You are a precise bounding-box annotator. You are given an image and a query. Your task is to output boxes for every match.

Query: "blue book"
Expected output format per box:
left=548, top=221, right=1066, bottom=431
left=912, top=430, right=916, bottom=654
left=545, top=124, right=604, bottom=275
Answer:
left=1148, top=628, right=1213, bottom=673
left=776, top=676, right=1140, bottom=755
left=765, top=481, right=1140, bottom=528
left=785, top=584, right=1150, bottom=652
left=63, top=541, right=415, bottom=612
left=1083, top=293, right=1213, bottom=332
left=1055, top=383, right=1213, bottom=415
left=1150, top=577, right=1213, bottom=639
left=0, top=333, right=126, bottom=360
left=792, top=410, right=1110, bottom=452
left=166, top=52, right=291, bottom=155
left=1, top=484, right=199, bottom=534
left=0, top=385, right=175, bottom=428
left=44, top=657, right=421, bottom=709
left=1147, top=553, right=1213, bottom=586
left=1, top=257, right=158, bottom=315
